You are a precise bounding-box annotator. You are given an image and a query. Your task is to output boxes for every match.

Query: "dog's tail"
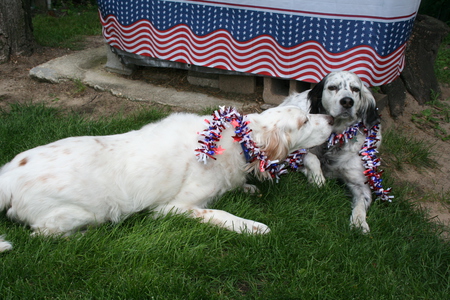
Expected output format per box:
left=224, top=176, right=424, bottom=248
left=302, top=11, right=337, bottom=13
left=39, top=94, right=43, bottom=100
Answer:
left=0, top=176, right=13, bottom=252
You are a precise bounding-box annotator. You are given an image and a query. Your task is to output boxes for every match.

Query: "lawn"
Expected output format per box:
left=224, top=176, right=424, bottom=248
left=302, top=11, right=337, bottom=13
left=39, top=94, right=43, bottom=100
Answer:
left=0, top=104, right=449, bottom=299
left=1, top=4, right=449, bottom=299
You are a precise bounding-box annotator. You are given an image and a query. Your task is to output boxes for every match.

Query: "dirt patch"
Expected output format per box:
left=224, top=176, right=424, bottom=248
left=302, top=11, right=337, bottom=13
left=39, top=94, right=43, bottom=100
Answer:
left=380, top=89, right=450, bottom=235
left=0, top=37, right=163, bottom=118
left=0, top=36, right=449, bottom=235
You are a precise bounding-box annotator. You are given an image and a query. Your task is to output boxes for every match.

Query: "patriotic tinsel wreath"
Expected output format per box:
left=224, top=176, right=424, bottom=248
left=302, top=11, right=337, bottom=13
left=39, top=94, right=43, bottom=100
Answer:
left=195, top=106, right=306, bottom=181
left=195, top=107, right=392, bottom=201
left=325, top=122, right=393, bottom=202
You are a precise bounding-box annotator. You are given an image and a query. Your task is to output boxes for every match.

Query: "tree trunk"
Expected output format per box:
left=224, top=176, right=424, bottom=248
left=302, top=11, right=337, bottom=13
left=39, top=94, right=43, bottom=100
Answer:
left=400, top=14, right=450, bottom=105
left=0, top=0, right=34, bottom=64
left=380, top=14, right=450, bottom=118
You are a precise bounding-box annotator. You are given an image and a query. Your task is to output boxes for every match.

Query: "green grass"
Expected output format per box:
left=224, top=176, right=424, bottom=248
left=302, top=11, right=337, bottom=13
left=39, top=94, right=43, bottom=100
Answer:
left=0, top=103, right=168, bottom=161
left=32, top=6, right=101, bottom=50
left=411, top=93, right=450, bottom=141
left=1, top=104, right=449, bottom=299
left=381, top=129, right=437, bottom=170
left=435, top=33, right=450, bottom=84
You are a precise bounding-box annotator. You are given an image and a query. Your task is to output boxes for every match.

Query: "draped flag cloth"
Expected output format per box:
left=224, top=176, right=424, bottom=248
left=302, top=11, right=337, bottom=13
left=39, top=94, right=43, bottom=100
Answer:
left=98, top=0, right=421, bottom=86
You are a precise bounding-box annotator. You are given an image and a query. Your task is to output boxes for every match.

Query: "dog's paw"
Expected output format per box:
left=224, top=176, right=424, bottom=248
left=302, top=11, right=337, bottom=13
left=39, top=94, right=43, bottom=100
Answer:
left=242, top=183, right=260, bottom=194
left=308, top=174, right=326, bottom=187
left=350, top=215, right=370, bottom=234
left=238, top=221, right=270, bottom=235
left=302, top=154, right=325, bottom=187
left=252, top=222, right=271, bottom=234
left=0, top=236, right=13, bottom=252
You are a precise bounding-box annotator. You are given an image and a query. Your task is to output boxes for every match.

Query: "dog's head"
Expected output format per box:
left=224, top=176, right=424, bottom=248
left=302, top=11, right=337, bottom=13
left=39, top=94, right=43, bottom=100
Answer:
left=247, top=106, right=334, bottom=178
left=308, top=71, right=380, bottom=129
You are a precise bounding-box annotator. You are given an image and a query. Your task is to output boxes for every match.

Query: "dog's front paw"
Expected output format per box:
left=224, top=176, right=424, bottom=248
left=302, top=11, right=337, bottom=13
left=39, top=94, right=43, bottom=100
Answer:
left=0, top=236, right=13, bottom=252
left=350, top=214, right=370, bottom=234
left=238, top=221, right=270, bottom=235
left=252, top=222, right=271, bottom=234
left=308, top=173, right=326, bottom=187
left=242, top=183, right=260, bottom=194
left=302, top=154, right=325, bottom=187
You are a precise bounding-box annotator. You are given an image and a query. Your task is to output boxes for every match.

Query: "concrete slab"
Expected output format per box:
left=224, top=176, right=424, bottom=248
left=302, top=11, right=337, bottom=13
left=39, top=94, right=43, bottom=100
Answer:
left=219, top=75, right=256, bottom=94
left=29, top=46, right=249, bottom=112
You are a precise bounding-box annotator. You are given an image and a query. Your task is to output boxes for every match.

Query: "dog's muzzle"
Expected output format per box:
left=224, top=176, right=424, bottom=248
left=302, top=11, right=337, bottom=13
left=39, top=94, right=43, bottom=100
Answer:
left=337, top=97, right=355, bottom=118
left=340, top=97, right=354, bottom=109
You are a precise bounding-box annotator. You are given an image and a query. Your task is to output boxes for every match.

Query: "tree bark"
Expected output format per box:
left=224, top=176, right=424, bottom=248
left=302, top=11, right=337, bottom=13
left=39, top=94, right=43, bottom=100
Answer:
left=0, top=0, right=34, bottom=64
left=400, top=14, right=450, bottom=105
left=380, top=14, right=450, bottom=117
left=380, top=77, right=407, bottom=119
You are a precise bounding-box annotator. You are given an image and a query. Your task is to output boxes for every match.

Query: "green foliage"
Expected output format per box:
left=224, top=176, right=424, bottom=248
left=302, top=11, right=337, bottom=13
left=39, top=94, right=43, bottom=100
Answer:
left=370, top=86, right=381, bottom=94
left=199, top=106, right=221, bottom=115
left=72, top=78, right=87, bottom=94
left=32, top=7, right=101, bottom=50
left=435, top=33, right=450, bottom=85
left=419, top=0, right=450, bottom=24
left=381, top=129, right=437, bottom=170
left=411, top=92, right=450, bottom=141
left=1, top=104, right=449, bottom=299
left=0, top=103, right=167, bottom=161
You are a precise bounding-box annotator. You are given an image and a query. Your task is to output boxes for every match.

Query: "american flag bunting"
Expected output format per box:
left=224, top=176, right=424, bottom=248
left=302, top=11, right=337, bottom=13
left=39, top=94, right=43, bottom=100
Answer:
left=98, top=0, right=421, bottom=86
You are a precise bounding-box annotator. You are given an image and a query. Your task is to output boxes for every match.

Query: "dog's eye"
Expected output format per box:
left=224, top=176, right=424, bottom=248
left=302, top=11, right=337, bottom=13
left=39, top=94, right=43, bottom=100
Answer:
left=351, top=87, right=360, bottom=93
left=328, top=86, right=337, bottom=91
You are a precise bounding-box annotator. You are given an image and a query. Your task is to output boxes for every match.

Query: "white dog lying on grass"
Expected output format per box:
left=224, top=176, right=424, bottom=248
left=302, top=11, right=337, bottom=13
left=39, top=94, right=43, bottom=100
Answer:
left=0, top=106, right=333, bottom=252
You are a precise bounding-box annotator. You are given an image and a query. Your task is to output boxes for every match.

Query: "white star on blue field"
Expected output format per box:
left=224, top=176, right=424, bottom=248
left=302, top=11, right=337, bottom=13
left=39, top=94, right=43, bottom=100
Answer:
left=98, top=0, right=414, bottom=56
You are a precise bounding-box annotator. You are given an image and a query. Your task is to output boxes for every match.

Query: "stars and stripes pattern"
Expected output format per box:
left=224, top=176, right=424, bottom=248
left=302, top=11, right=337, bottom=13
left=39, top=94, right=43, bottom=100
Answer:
left=98, top=0, right=420, bottom=86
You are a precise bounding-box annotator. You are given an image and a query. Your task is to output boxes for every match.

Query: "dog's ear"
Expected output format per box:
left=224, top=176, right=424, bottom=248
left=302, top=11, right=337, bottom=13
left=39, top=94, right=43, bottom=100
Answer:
left=359, top=86, right=380, bottom=128
left=244, top=115, right=291, bottom=181
left=307, top=76, right=327, bottom=114
left=249, top=114, right=291, bottom=162
left=362, top=103, right=380, bottom=129
left=261, top=127, right=290, bottom=162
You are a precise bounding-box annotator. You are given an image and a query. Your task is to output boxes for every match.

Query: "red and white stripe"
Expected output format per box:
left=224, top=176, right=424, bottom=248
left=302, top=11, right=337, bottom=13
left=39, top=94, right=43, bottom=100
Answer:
left=101, top=13, right=407, bottom=86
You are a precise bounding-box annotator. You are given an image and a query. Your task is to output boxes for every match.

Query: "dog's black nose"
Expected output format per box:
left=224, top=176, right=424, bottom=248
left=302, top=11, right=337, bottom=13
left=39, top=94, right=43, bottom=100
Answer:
left=340, top=97, right=354, bottom=109
left=327, top=115, right=334, bottom=126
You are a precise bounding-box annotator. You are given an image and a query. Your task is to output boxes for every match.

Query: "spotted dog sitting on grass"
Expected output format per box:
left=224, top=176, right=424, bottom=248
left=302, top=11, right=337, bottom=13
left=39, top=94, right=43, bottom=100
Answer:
left=281, top=71, right=392, bottom=233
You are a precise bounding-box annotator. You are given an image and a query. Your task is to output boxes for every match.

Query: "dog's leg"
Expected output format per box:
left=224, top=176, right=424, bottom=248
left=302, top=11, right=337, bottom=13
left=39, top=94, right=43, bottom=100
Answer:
left=339, top=156, right=373, bottom=233
left=29, top=207, right=99, bottom=237
left=348, top=183, right=372, bottom=234
left=191, top=208, right=270, bottom=234
left=242, top=183, right=260, bottom=194
left=156, top=205, right=270, bottom=234
left=302, top=153, right=326, bottom=186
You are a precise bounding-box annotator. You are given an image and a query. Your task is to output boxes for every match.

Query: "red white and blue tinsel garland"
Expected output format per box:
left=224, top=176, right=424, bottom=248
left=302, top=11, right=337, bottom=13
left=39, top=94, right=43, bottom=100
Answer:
left=327, top=122, right=364, bottom=148
left=195, top=106, right=240, bottom=163
left=358, top=124, right=393, bottom=202
left=285, top=149, right=308, bottom=170
left=195, top=107, right=306, bottom=181
left=325, top=122, right=393, bottom=202
left=195, top=107, right=392, bottom=201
